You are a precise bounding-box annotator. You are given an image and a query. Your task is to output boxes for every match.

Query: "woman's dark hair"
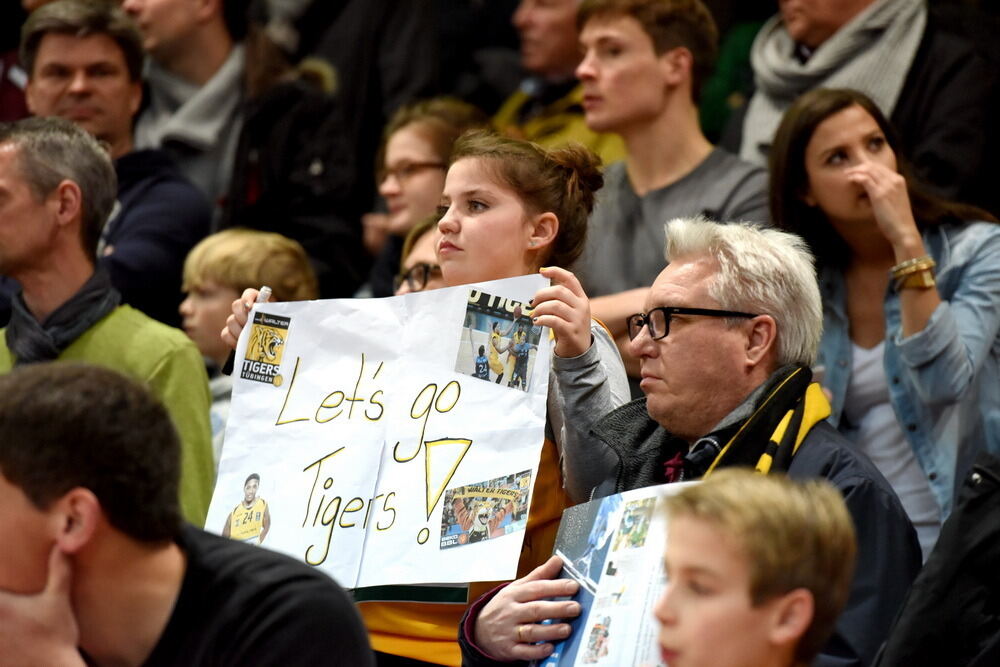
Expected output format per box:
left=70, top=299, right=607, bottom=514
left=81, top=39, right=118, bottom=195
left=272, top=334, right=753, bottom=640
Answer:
left=769, top=88, right=996, bottom=268
left=450, top=130, right=604, bottom=270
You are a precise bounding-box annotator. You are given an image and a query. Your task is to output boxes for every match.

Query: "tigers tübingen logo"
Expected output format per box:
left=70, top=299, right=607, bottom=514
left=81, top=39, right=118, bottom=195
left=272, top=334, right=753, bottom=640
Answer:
left=241, top=312, right=290, bottom=386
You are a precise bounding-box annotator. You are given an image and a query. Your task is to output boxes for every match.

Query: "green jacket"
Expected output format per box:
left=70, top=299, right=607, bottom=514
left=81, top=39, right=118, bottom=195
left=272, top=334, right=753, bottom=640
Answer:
left=1, top=305, right=215, bottom=525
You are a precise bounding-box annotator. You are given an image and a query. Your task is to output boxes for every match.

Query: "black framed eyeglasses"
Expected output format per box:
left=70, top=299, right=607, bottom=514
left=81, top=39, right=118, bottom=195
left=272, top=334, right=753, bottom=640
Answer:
left=393, top=262, right=442, bottom=293
left=626, top=306, right=758, bottom=341
left=378, top=161, right=446, bottom=184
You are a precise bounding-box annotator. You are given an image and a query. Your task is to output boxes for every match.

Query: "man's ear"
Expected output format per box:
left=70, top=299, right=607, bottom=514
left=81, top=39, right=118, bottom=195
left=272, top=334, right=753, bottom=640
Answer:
left=767, top=588, right=814, bottom=648
left=197, top=0, right=224, bottom=23
left=24, top=80, right=40, bottom=116
left=51, top=488, right=101, bottom=555
left=745, top=314, right=778, bottom=369
left=527, top=211, right=559, bottom=253
left=48, top=180, right=83, bottom=231
left=659, top=46, right=693, bottom=88
left=128, top=80, right=143, bottom=117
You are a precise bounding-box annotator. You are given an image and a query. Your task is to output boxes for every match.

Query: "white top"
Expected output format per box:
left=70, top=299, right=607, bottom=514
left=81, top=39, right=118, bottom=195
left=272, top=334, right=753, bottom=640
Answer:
left=843, top=341, right=941, bottom=560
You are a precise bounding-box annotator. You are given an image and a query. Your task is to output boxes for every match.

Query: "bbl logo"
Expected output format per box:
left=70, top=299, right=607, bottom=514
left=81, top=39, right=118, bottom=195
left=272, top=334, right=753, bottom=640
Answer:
left=241, top=312, right=289, bottom=386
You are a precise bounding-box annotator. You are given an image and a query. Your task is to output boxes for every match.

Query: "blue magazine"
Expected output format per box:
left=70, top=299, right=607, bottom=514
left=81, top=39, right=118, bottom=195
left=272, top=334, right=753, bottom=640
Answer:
left=534, top=483, right=696, bottom=667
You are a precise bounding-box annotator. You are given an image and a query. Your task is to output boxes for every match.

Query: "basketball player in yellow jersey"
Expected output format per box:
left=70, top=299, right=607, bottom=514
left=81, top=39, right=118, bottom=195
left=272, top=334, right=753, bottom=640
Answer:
left=488, top=305, right=523, bottom=384
left=223, top=473, right=271, bottom=543
left=488, top=321, right=512, bottom=383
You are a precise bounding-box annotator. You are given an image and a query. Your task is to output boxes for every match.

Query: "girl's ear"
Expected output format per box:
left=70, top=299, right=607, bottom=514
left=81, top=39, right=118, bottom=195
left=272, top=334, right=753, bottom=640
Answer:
left=527, top=212, right=559, bottom=252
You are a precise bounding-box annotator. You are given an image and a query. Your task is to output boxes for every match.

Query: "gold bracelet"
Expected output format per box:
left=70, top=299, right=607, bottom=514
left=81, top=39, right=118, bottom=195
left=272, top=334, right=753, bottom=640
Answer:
left=890, top=255, right=935, bottom=280
left=895, top=268, right=936, bottom=291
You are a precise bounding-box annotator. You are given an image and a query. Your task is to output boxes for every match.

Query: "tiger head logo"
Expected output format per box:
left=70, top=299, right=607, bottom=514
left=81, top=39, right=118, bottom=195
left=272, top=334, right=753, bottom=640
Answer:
left=246, top=326, right=285, bottom=364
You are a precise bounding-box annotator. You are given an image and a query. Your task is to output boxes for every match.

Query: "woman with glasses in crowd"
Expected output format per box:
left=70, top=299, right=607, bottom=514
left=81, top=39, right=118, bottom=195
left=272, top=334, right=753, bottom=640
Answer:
left=769, top=87, right=1000, bottom=559
left=224, top=130, right=630, bottom=666
left=392, top=215, right=445, bottom=296
left=364, top=98, right=488, bottom=297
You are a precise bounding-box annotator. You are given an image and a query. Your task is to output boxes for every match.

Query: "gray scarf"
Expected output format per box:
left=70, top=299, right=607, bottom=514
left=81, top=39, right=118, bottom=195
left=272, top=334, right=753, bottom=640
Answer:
left=741, top=0, right=927, bottom=166
left=6, top=269, right=121, bottom=365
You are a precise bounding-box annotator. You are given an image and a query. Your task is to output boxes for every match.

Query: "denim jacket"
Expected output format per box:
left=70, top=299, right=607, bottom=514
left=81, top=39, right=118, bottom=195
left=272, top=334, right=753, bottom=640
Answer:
left=818, top=222, right=1000, bottom=517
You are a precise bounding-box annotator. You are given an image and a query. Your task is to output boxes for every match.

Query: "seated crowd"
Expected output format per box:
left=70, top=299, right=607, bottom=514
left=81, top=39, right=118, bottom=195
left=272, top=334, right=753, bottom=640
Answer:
left=1, top=0, right=998, bottom=666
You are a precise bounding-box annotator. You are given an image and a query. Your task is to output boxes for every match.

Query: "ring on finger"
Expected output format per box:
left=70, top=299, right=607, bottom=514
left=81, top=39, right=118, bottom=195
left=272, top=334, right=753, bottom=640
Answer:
left=516, top=624, right=527, bottom=643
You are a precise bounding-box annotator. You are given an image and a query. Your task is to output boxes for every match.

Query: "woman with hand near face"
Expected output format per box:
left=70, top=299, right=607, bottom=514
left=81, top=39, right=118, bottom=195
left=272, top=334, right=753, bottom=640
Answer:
left=224, top=130, right=630, bottom=665
left=770, top=88, right=1000, bottom=559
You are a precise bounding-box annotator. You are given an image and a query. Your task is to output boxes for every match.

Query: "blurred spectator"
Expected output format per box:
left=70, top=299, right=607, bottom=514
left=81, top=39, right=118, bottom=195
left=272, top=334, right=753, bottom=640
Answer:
left=724, top=0, right=999, bottom=214
left=874, top=451, right=1000, bottom=667
left=434, top=0, right=521, bottom=114
left=362, top=98, right=488, bottom=297
left=124, top=0, right=248, bottom=218
left=493, top=0, right=625, bottom=165
left=180, top=228, right=318, bottom=463
left=572, top=0, right=768, bottom=385
left=0, top=363, right=374, bottom=667
left=291, top=0, right=440, bottom=245
left=0, top=117, right=213, bottom=525
left=218, top=0, right=369, bottom=299
left=0, top=3, right=30, bottom=123
left=19, top=0, right=211, bottom=328
left=393, top=216, right=444, bottom=296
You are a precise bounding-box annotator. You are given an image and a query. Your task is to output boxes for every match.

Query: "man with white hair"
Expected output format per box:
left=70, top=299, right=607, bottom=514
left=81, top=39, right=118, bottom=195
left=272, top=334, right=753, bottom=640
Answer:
left=459, top=218, right=921, bottom=667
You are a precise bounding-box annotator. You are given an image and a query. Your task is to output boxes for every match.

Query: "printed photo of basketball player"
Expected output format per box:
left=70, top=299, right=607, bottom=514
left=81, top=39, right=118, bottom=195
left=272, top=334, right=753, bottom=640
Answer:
left=456, top=289, right=541, bottom=391
left=222, top=473, right=271, bottom=544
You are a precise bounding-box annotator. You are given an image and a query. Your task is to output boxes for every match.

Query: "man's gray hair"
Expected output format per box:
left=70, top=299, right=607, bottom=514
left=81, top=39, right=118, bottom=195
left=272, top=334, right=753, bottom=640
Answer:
left=664, top=217, right=823, bottom=366
left=0, top=117, right=116, bottom=260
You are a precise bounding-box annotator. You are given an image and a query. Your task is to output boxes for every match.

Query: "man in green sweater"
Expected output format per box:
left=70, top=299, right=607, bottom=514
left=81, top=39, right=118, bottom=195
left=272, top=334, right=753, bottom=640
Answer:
left=0, top=116, right=213, bottom=524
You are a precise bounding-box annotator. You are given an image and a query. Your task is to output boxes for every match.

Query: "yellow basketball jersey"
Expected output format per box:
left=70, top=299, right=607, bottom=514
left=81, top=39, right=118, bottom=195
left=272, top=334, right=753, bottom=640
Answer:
left=229, top=498, right=267, bottom=541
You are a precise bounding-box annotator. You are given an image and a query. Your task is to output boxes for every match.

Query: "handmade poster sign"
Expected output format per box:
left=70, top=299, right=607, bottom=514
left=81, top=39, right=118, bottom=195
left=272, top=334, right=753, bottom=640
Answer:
left=206, top=275, right=551, bottom=588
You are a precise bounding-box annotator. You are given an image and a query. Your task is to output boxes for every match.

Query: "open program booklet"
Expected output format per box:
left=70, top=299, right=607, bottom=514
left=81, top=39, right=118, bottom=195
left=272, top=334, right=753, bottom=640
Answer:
left=535, top=483, right=696, bottom=667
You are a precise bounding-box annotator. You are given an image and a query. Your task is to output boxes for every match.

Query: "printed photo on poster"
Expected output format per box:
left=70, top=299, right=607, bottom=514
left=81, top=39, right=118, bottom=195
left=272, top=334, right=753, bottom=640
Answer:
left=240, top=311, right=290, bottom=386
left=221, top=472, right=272, bottom=545
left=440, top=470, right=531, bottom=548
left=611, top=498, right=656, bottom=552
left=456, top=289, right=542, bottom=392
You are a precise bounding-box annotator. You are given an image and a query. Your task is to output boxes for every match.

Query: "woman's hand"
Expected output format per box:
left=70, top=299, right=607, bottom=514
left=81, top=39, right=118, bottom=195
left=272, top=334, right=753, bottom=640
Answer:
left=846, top=160, right=923, bottom=257
left=474, top=556, right=580, bottom=662
left=221, top=288, right=267, bottom=350
left=531, top=267, right=592, bottom=359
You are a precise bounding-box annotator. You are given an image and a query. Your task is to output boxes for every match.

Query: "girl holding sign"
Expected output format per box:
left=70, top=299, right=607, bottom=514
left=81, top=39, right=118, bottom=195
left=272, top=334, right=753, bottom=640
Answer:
left=223, top=131, right=630, bottom=666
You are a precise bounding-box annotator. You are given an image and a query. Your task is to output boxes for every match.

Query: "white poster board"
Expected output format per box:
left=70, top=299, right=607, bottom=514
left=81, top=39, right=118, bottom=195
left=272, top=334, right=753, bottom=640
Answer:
left=206, top=275, right=552, bottom=589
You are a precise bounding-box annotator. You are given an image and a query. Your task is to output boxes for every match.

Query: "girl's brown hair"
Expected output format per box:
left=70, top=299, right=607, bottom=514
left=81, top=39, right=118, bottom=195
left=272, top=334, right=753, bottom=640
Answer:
left=450, top=130, right=605, bottom=269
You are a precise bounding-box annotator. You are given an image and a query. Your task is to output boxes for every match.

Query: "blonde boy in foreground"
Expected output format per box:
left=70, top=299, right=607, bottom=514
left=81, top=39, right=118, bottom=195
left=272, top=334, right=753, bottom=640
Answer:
left=657, top=470, right=857, bottom=667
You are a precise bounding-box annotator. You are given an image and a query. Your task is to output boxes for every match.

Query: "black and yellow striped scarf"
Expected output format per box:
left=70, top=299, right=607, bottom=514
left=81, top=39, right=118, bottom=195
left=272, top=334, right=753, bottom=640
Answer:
left=703, top=365, right=831, bottom=477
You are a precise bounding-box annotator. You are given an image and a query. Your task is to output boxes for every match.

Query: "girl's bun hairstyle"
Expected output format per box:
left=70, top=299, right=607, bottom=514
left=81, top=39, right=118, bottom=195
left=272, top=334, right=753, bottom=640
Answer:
left=451, top=130, right=604, bottom=269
